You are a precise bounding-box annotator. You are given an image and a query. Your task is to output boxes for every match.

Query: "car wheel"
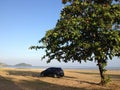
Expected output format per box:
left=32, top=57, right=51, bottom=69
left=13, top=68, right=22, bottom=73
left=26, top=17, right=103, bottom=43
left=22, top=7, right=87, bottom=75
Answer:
left=53, top=74, right=58, bottom=78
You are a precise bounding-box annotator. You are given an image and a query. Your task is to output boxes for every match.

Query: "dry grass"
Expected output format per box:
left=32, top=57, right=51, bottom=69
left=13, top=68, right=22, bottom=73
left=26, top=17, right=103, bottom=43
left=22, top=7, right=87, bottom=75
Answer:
left=0, top=68, right=120, bottom=90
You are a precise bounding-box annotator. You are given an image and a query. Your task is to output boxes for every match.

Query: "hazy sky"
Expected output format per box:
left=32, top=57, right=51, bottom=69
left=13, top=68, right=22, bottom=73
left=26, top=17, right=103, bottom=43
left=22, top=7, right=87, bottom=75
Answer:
left=0, top=0, right=119, bottom=67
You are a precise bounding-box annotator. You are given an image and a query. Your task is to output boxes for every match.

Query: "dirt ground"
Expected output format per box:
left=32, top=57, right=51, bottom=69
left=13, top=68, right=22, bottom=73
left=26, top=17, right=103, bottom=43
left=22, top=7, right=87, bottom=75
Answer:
left=0, top=68, right=120, bottom=90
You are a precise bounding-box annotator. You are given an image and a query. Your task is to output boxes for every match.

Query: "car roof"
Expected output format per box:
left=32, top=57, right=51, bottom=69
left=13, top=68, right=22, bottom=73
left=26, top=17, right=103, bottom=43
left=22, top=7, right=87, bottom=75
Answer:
left=47, top=67, right=62, bottom=69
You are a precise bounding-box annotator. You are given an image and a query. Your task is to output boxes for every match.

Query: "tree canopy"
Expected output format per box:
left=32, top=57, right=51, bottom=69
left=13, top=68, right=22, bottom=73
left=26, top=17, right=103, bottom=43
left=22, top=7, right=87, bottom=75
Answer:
left=36, top=0, right=120, bottom=63
left=30, top=0, right=120, bottom=85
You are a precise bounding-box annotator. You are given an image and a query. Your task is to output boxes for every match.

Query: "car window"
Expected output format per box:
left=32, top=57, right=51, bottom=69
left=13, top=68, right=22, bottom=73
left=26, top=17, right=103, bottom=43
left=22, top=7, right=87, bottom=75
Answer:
left=46, top=68, right=51, bottom=71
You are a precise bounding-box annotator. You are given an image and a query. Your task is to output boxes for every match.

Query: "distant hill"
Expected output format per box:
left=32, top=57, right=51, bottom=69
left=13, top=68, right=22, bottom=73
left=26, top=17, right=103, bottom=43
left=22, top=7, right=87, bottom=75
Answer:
left=14, top=63, right=32, bottom=67
left=0, top=62, right=9, bottom=67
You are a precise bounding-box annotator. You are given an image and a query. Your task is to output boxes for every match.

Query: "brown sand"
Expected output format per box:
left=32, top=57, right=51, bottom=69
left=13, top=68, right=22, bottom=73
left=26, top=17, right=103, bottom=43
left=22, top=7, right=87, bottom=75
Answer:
left=0, top=68, right=120, bottom=90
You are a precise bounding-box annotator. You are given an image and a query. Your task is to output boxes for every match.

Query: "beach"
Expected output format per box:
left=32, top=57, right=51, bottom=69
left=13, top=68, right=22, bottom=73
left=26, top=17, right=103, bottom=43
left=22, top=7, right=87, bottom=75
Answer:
left=0, top=68, right=120, bottom=90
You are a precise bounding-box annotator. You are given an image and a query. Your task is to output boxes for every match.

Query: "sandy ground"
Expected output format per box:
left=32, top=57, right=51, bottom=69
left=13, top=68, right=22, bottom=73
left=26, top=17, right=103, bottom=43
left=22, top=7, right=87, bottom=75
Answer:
left=0, top=68, right=120, bottom=90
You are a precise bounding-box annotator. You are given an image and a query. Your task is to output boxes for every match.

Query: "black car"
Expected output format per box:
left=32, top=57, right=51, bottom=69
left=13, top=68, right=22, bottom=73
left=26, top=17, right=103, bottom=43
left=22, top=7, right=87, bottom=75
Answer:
left=40, top=67, right=64, bottom=78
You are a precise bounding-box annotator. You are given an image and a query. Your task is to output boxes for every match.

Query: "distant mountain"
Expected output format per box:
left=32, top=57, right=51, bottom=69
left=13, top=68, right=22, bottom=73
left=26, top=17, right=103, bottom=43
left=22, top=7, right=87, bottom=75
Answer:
left=14, top=63, right=32, bottom=67
left=0, top=62, right=9, bottom=67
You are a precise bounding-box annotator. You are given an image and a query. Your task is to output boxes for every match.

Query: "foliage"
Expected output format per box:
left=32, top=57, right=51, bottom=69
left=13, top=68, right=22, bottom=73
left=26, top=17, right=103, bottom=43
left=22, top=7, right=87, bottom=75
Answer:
left=32, top=0, right=120, bottom=63
left=30, top=0, right=120, bottom=85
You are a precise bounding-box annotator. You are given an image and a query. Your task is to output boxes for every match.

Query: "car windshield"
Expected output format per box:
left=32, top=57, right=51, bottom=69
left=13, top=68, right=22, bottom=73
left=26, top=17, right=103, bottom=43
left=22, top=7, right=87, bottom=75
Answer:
left=47, top=68, right=62, bottom=71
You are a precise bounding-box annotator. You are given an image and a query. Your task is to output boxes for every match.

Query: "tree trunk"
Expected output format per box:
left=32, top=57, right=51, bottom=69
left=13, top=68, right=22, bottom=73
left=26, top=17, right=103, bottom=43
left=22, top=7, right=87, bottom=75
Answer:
left=97, top=60, right=106, bottom=85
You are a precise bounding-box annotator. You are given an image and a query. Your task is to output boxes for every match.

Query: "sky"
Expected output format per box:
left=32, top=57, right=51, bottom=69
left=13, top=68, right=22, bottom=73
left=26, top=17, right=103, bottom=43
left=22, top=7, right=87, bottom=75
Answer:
left=0, top=0, right=120, bottom=68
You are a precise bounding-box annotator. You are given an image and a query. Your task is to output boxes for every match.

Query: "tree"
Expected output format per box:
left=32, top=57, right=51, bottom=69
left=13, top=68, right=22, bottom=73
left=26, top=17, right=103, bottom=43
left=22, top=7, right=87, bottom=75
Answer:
left=30, top=0, right=120, bottom=85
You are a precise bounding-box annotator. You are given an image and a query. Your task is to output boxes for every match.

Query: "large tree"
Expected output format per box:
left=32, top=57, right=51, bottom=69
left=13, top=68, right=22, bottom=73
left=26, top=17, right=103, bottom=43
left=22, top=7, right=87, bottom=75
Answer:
left=30, top=0, right=120, bottom=85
